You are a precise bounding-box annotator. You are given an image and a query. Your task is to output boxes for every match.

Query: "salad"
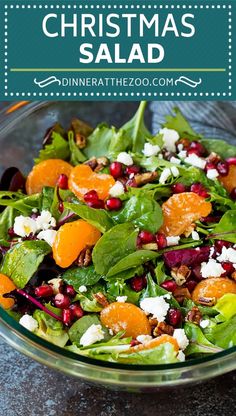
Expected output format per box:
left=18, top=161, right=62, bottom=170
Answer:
left=1, top=101, right=236, bottom=366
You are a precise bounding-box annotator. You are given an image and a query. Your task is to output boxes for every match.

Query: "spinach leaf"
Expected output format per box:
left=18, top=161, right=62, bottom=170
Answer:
left=62, top=265, right=101, bottom=289
left=121, top=101, right=152, bottom=153
left=155, top=261, right=171, bottom=285
left=0, top=192, right=40, bottom=215
left=204, top=315, right=236, bottom=349
left=92, top=223, right=138, bottom=275
left=184, top=322, right=222, bottom=355
left=0, top=206, right=17, bottom=246
left=209, top=210, right=236, bottom=243
left=112, top=195, right=163, bottom=233
left=33, top=310, right=69, bottom=347
left=163, top=107, right=199, bottom=139
left=1, top=240, right=51, bottom=288
left=200, top=138, right=236, bottom=159
left=106, top=279, right=141, bottom=305
left=182, top=299, right=217, bottom=318
left=68, top=130, right=86, bottom=164
left=117, top=343, right=178, bottom=365
left=64, top=202, right=114, bottom=233
left=74, top=283, right=105, bottom=312
left=106, top=250, right=158, bottom=278
left=68, top=314, right=101, bottom=344
left=84, top=124, right=115, bottom=159
left=41, top=187, right=54, bottom=212
left=34, top=132, right=70, bottom=164
left=141, top=273, right=180, bottom=309
left=104, top=266, right=144, bottom=282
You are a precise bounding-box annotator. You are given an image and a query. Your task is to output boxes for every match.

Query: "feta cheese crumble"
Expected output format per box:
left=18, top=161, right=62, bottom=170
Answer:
left=109, top=181, right=125, bottom=197
left=200, top=319, right=210, bottom=329
left=170, top=156, right=181, bottom=165
left=159, top=128, right=179, bottom=152
left=36, top=210, right=56, bottom=231
left=217, top=247, right=236, bottom=264
left=117, top=152, right=133, bottom=166
left=191, top=231, right=200, bottom=241
left=19, top=314, right=38, bottom=332
left=79, top=285, right=87, bottom=293
left=207, top=169, right=219, bottom=180
left=200, top=258, right=225, bottom=278
left=170, top=166, right=179, bottom=178
left=166, top=236, right=180, bottom=246
left=177, top=350, right=186, bottom=362
left=116, top=296, right=127, bottom=303
left=80, top=324, right=105, bottom=347
left=140, top=296, right=170, bottom=322
left=136, top=335, right=153, bottom=345
left=184, top=153, right=206, bottom=170
left=178, top=150, right=187, bottom=159
left=13, top=216, right=38, bottom=237
left=143, top=143, right=160, bottom=157
left=48, top=278, right=62, bottom=294
left=37, top=229, right=57, bottom=246
left=173, top=328, right=189, bottom=350
left=159, top=168, right=171, bottom=184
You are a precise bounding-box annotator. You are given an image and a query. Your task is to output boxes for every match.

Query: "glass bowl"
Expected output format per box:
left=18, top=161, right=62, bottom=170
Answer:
left=0, top=101, right=236, bottom=391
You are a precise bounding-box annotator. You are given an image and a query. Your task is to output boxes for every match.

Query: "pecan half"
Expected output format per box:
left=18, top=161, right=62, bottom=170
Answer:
left=93, top=292, right=109, bottom=308
left=186, top=306, right=202, bottom=325
left=206, top=152, right=221, bottom=165
left=94, top=157, right=109, bottom=173
left=198, top=296, right=216, bottom=306
left=171, top=265, right=191, bottom=286
left=153, top=322, right=174, bottom=337
left=173, top=287, right=191, bottom=304
left=76, top=247, right=92, bottom=267
left=148, top=317, right=158, bottom=328
left=231, top=271, right=236, bottom=281
left=134, top=171, right=158, bottom=186
left=176, top=138, right=190, bottom=149
left=84, top=157, right=98, bottom=170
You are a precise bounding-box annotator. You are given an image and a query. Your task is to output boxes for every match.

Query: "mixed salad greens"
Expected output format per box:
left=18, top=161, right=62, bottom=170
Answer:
left=1, top=101, right=236, bottom=365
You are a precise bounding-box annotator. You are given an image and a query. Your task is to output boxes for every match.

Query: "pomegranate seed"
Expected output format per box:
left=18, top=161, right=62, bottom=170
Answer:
left=221, top=262, right=234, bottom=276
left=58, top=201, right=64, bottom=213
left=205, top=162, right=216, bottom=171
left=192, top=265, right=203, bottom=281
left=230, top=188, right=236, bottom=201
left=130, top=276, right=147, bottom=292
left=69, top=303, right=84, bottom=319
left=87, top=199, right=105, bottom=209
left=156, top=232, right=167, bottom=249
left=130, top=339, right=140, bottom=347
left=84, top=190, right=99, bottom=203
left=171, top=183, right=186, bottom=194
left=139, top=230, right=155, bottom=244
left=64, top=285, right=76, bottom=298
left=54, top=293, right=71, bottom=309
left=126, top=178, right=138, bottom=188
left=160, top=280, right=177, bottom=293
left=216, top=161, right=229, bottom=177
left=186, top=279, right=197, bottom=292
left=35, top=285, right=54, bottom=298
left=109, top=162, right=123, bottom=179
left=125, top=165, right=140, bottom=176
left=190, top=183, right=209, bottom=198
left=8, top=227, right=15, bottom=238
left=214, top=240, right=232, bottom=253
left=62, top=309, right=72, bottom=326
left=189, top=141, right=206, bottom=156
left=226, top=157, right=236, bottom=166
left=106, top=197, right=122, bottom=211
left=167, top=308, right=182, bottom=326
left=57, top=174, right=68, bottom=190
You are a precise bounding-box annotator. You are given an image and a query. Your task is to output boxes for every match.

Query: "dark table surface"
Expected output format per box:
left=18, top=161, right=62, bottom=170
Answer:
left=1, top=101, right=236, bottom=415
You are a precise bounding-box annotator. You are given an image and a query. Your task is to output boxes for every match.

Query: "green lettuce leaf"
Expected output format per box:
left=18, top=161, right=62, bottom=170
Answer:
left=209, top=210, right=236, bottom=243
left=200, top=138, right=236, bottom=159
left=163, top=107, right=199, bottom=139
left=34, top=132, right=70, bottom=164
left=33, top=310, right=69, bottom=347
left=68, top=130, right=86, bottom=164
left=0, top=206, right=17, bottom=246
left=215, top=294, right=236, bottom=322
left=184, top=322, right=222, bottom=355
left=1, top=240, right=51, bottom=288
left=116, top=343, right=178, bottom=365
left=205, top=315, right=236, bottom=349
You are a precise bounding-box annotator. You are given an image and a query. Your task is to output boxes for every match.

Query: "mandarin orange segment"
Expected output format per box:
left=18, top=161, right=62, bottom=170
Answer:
left=0, top=273, right=16, bottom=309
left=52, top=219, right=101, bottom=268
left=100, top=302, right=151, bottom=338
left=219, top=165, right=236, bottom=193
left=192, top=277, right=236, bottom=303
left=26, top=159, right=73, bottom=195
left=68, top=164, right=115, bottom=201
left=130, top=334, right=179, bottom=353
left=161, top=192, right=212, bottom=236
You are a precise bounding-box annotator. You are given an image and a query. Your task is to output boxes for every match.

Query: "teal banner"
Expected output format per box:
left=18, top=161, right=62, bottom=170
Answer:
left=0, top=0, right=234, bottom=100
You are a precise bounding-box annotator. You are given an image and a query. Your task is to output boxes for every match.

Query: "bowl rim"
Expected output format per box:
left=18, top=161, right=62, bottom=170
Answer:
left=1, top=100, right=236, bottom=383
